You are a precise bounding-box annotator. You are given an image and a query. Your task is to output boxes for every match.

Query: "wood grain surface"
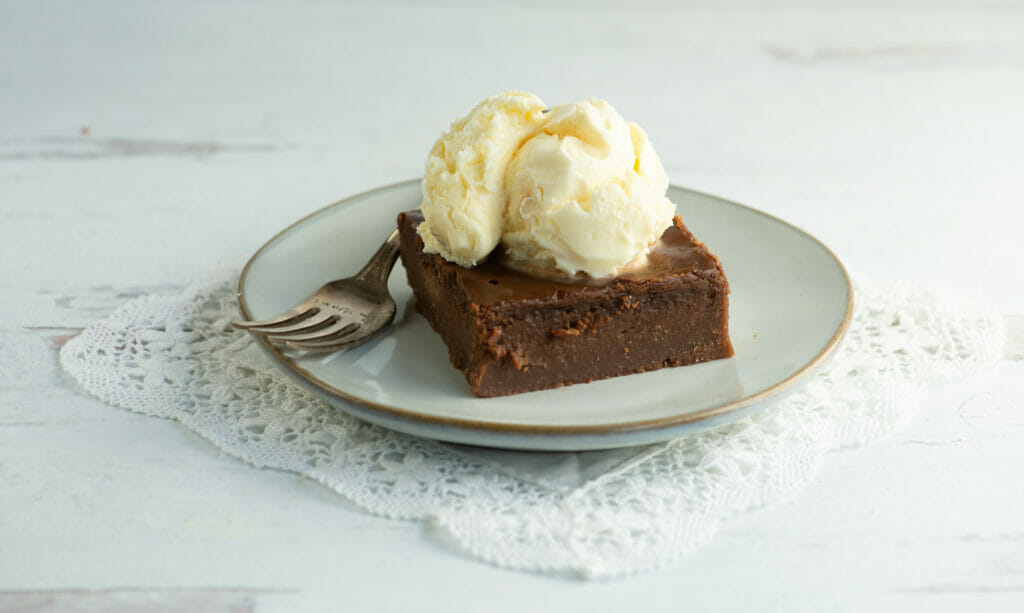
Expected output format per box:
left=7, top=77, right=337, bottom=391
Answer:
left=2, top=1, right=1023, bottom=611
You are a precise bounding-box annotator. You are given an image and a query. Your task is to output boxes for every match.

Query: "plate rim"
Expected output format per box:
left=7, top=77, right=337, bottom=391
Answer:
left=237, top=178, right=853, bottom=437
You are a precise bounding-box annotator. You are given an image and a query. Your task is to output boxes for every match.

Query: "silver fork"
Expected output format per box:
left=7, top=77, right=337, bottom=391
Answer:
left=234, top=229, right=401, bottom=352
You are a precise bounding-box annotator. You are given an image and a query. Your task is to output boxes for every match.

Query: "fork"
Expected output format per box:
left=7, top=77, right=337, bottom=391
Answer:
left=234, top=229, right=401, bottom=352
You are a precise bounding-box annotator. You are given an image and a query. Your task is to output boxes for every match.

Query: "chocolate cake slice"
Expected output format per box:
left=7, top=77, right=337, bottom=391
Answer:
left=397, top=210, right=733, bottom=397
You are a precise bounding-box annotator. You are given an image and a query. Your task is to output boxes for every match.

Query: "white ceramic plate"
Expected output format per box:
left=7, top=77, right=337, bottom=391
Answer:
left=238, top=180, right=852, bottom=451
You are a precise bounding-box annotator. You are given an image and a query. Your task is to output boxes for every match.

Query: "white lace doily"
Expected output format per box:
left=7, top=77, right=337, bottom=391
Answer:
left=59, top=265, right=1006, bottom=578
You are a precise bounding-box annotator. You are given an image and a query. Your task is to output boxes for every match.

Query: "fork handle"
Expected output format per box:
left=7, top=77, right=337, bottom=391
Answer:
left=353, top=229, right=401, bottom=287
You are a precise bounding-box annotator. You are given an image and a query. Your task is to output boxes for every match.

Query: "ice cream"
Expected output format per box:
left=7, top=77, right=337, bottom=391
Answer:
left=418, top=91, right=548, bottom=267
left=418, top=93, right=675, bottom=278
left=503, top=99, right=674, bottom=277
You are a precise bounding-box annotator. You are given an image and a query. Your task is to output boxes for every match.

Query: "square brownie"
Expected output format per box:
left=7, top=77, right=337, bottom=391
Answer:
left=397, top=210, right=733, bottom=397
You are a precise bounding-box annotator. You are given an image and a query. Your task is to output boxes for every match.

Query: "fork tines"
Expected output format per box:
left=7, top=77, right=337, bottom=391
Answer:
left=233, top=308, right=361, bottom=348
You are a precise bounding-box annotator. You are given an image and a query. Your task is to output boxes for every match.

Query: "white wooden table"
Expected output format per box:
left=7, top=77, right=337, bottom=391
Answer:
left=3, top=1, right=1023, bottom=611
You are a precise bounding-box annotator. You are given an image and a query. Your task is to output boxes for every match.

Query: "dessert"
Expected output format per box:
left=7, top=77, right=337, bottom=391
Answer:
left=399, top=211, right=733, bottom=397
left=400, top=92, right=733, bottom=397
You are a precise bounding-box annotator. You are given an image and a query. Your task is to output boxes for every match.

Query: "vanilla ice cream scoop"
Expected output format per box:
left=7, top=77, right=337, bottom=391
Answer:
left=418, top=91, right=548, bottom=267
left=417, top=93, right=675, bottom=277
left=503, top=98, right=675, bottom=277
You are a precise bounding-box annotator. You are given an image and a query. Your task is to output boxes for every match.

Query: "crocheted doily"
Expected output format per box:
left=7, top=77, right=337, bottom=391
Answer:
left=60, top=266, right=1005, bottom=578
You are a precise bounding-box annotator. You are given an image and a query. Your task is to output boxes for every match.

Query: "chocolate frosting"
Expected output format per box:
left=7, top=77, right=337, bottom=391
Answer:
left=403, top=210, right=721, bottom=304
